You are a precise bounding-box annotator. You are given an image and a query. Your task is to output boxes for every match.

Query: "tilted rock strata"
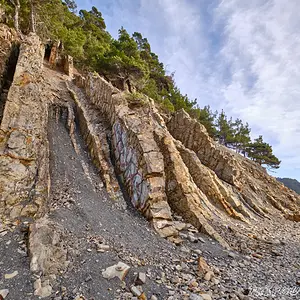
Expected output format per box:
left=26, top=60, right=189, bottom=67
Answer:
left=67, top=82, right=124, bottom=204
left=0, top=33, right=49, bottom=219
left=167, top=109, right=300, bottom=218
left=1, top=29, right=299, bottom=252
left=74, top=73, right=177, bottom=238
left=73, top=73, right=243, bottom=245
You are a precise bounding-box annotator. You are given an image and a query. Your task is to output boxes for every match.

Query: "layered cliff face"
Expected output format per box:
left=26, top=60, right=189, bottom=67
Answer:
left=1, top=31, right=299, bottom=245
left=70, top=72, right=300, bottom=249
left=1, top=28, right=300, bottom=300
left=167, top=110, right=300, bottom=218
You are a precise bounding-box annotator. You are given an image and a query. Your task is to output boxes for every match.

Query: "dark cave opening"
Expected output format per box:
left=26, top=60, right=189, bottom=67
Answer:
left=44, top=44, right=51, bottom=61
left=0, top=43, right=20, bottom=123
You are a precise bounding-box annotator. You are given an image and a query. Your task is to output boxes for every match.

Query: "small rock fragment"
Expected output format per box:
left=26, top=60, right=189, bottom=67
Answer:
left=136, top=272, right=146, bottom=285
left=190, top=294, right=204, bottom=300
left=193, top=249, right=202, bottom=255
left=199, top=294, right=212, bottom=300
left=0, top=289, right=9, bottom=299
left=102, top=262, right=130, bottom=281
left=197, top=257, right=211, bottom=277
left=204, top=271, right=214, bottom=281
left=131, top=286, right=142, bottom=297
left=4, top=271, right=18, bottom=279
left=74, top=295, right=85, bottom=300
left=228, top=251, right=237, bottom=258
left=97, top=244, right=110, bottom=252
left=252, top=253, right=263, bottom=259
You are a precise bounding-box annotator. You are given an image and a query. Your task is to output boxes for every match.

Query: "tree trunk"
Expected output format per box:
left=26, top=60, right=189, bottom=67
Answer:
left=9, top=0, right=20, bottom=32
left=30, top=0, right=36, bottom=33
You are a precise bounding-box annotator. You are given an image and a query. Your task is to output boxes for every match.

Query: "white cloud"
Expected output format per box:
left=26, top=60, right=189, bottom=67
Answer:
left=214, top=0, right=300, bottom=178
left=81, top=0, right=300, bottom=179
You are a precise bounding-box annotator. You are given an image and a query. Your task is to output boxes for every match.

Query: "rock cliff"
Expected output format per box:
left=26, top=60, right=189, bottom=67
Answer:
left=1, top=31, right=299, bottom=241
left=1, top=29, right=300, bottom=300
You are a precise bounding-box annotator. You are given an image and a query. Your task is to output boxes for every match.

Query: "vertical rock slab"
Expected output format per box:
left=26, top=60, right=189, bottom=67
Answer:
left=0, top=33, right=48, bottom=219
left=74, top=73, right=177, bottom=237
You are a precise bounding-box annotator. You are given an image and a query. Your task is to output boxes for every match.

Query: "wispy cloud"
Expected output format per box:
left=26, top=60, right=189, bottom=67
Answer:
left=214, top=0, right=300, bottom=178
left=78, top=0, right=300, bottom=180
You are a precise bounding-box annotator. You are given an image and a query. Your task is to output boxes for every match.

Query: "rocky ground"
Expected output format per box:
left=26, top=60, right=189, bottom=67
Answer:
left=0, top=65, right=300, bottom=300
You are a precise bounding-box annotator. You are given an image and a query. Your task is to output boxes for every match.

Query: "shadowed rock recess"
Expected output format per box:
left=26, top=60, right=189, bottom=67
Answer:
left=1, top=29, right=300, bottom=299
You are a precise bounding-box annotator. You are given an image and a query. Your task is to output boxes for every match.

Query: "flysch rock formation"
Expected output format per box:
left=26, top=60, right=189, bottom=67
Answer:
left=71, top=72, right=300, bottom=248
left=167, top=110, right=300, bottom=220
left=0, top=30, right=49, bottom=220
left=1, top=27, right=300, bottom=300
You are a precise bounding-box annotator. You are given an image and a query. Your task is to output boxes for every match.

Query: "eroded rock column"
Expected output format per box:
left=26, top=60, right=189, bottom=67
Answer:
left=0, top=33, right=48, bottom=219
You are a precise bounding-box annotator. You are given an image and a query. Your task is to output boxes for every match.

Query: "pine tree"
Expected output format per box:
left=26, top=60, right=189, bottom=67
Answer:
left=232, top=119, right=251, bottom=155
left=246, top=136, right=281, bottom=169
left=190, top=105, right=217, bottom=137
left=216, top=110, right=235, bottom=147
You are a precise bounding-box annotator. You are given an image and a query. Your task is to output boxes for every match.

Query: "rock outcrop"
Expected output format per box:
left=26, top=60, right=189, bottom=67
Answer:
left=0, top=29, right=299, bottom=249
left=0, top=32, right=48, bottom=219
left=71, top=72, right=300, bottom=247
left=167, top=110, right=300, bottom=219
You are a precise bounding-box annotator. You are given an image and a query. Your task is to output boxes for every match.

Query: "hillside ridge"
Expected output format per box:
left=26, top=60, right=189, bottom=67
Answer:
left=0, top=25, right=300, bottom=300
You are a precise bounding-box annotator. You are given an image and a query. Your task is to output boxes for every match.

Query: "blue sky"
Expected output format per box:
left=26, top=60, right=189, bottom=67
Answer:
left=77, top=0, right=300, bottom=180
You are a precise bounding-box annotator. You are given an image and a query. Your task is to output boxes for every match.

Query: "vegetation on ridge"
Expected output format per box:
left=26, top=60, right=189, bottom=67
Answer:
left=0, top=0, right=281, bottom=169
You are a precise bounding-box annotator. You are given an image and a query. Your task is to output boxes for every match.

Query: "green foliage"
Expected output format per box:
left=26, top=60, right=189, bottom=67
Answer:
left=161, top=98, right=175, bottom=112
left=190, top=105, right=217, bottom=137
left=246, top=136, right=281, bottom=169
left=0, top=0, right=281, bottom=169
left=216, top=110, right=235, bottom=146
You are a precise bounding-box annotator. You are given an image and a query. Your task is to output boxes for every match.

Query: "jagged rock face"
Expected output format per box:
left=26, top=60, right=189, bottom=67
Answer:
left=1, top=28, right=299, bottom=249
left=167, top=109, right=300, bottom=218
left=0, top=24, right=18, bottom=91
left=74, top=74, right=300, bottom=244
left=74, top=73, right=178, bottom=238
left=0, top=33, right=48, bottom=219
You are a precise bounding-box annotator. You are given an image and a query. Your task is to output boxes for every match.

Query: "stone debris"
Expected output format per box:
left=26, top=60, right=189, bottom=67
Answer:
left=130, top=285, right=143, bottom=297
left=33, top=278, right=52, bottom=298
left=204, top=270, right=214, bottom=281
left=97, top=244, right=110, bottom=252
left=74, top=296, right=85, bottom=300
left=197, top=257, right=211, bottom=277
left=102, top=262, right=131, bottom=281
left=0, top=25, right=300, bottom=300
left=4, top=271, right=18, bottom=279
left=0, top=289, right=9, bottom=299
left=0, top=230, right=8, bottom=237
left=29, top=217, right=68, bottom=275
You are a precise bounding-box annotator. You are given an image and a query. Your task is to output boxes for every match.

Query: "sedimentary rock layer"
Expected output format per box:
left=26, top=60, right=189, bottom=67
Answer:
left=0, top=33, right=48, bottom=219
left=1, top=28, right=299, bottom=249
left=73, top=73, right=178, bottom=237
left=74, top=73, right=300, bottom=242
left=167, top=109, right=300, bottom=218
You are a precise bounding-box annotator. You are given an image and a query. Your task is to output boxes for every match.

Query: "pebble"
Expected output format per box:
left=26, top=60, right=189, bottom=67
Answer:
left=204, top=271, right=214, bottom=281
left=199, top=294, right=212, bottom=300
left=136, top=272, right=146, bottom=285
left=190, top=294, right=203, bottom=300
left=0, top=289, right=9, bottom=299
left=4, top=271, right=18, bottom=279
left=102, top=262, right=130, bottom=281
left=193, top=249, right=203, bottom=255
left=130, top=285, right=142, bottom=297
